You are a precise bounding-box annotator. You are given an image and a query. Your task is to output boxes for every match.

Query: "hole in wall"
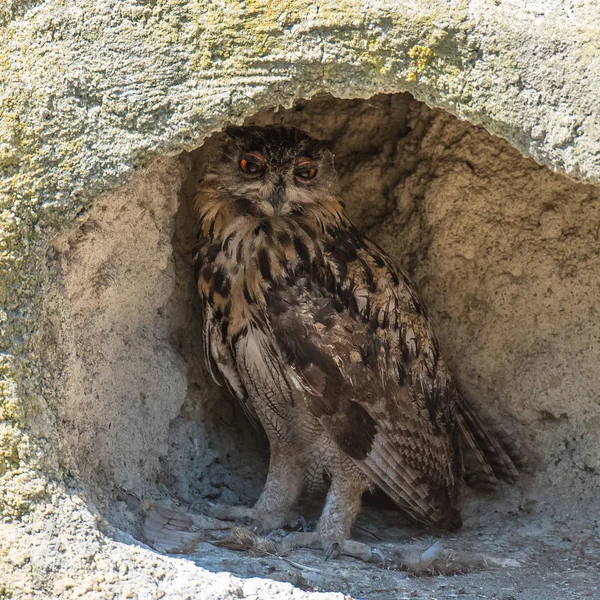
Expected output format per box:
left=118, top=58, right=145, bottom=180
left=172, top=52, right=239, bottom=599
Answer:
left=43, top=92, right=600, bottom=594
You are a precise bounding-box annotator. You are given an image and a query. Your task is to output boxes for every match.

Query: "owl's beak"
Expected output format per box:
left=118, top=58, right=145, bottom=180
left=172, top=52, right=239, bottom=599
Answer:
left=269, top=183, right=286, bottom=215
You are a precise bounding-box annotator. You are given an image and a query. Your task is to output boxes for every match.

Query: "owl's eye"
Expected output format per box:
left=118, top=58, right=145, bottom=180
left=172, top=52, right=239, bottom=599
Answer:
left=295, top=168, right=318, bottom=181
left=240, top=158, right=264, bottom=175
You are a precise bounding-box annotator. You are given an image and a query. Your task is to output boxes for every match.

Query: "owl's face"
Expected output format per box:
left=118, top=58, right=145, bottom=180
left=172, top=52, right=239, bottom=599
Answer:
left=207, top=125, right=339, bottom=217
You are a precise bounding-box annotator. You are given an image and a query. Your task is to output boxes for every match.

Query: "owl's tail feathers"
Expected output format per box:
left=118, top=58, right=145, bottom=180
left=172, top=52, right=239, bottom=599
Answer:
left=456, top=392, right=524, bottom=491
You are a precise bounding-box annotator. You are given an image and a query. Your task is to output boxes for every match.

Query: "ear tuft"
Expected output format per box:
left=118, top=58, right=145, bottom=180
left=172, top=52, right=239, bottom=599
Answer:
left=224, top=126, right=247, bottom=140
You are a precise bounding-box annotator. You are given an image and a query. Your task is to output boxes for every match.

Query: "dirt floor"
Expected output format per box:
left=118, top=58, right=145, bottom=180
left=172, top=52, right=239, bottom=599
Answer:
left=40, top=93, right=600, bottom=599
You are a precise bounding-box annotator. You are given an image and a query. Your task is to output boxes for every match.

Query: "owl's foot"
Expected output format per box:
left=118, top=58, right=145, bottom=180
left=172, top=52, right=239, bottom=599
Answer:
left=278, top=531, right=386, bottom=564
left=205, top=450, right=305, bottom=534
left=276, top=474, right=381, bottom=562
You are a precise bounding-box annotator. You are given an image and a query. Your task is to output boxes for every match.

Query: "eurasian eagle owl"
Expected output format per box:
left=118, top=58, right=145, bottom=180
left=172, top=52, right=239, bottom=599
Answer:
left=194, top=125, right=519, bottom=561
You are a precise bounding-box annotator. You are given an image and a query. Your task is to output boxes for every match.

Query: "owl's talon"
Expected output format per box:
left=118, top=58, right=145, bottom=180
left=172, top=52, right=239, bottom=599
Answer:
left=299, top=515, right=310, bottom=532
left=369, top=546, right=386, bottom=564
left=265, top=528, right=288, bottom=543
left=241, top=516, right=254, bottom=527
left=291, top=514, right=310, bottom=532
left=324, top=541, right=341, bottom=561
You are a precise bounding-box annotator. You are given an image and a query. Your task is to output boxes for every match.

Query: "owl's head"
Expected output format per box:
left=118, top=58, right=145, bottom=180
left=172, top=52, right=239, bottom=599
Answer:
left=207, top=125, right=338, bottom=217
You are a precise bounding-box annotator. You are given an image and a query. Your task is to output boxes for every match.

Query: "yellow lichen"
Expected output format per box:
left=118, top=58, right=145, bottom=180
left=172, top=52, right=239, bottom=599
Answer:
left=407, top=44, right=435, bottom=81
left=0, top=425, right=21, bottom=476
left=409, top=45, right=435, bottom=71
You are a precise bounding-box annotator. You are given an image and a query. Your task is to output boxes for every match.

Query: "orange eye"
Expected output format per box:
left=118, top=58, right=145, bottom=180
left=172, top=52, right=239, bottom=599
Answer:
left=296, top=168, right=317, bottom=181
left=240, top=158, right=264, bottom=175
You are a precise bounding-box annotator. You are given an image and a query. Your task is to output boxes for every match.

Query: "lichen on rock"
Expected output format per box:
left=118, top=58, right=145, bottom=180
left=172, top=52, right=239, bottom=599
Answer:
left=1, top=1, right=600, bottom=598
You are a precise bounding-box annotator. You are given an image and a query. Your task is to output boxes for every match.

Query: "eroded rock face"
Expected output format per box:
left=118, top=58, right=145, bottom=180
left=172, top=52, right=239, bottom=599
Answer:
left=2, top=2, right=600, bottom=598
left=19, top=93, right=598, bottom=598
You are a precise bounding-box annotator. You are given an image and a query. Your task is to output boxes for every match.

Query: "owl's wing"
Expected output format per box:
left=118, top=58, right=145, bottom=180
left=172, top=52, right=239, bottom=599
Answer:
left=265, top=221, right=516, bottom=529
left=201, top=301, right=265, bottom=429
left=265, top=289, right=462, bottom=526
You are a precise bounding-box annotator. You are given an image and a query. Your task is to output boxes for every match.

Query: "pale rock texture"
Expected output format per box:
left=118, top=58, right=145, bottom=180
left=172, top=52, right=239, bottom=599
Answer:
left=1, top=1, right=600, bottom=598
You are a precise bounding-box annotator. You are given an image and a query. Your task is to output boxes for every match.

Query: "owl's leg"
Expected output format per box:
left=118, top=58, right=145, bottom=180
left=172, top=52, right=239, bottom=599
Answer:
left=250, top=447, right=305, bottom=533
left=210, top=447, right=304, bottom=534
left=279, top=475, right=383, bottom=562
left=317, top=475, right=366, bottom=552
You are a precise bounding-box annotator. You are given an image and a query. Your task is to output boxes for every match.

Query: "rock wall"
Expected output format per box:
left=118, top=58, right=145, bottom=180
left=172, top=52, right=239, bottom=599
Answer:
left=2, top=1, right=600, bottom=598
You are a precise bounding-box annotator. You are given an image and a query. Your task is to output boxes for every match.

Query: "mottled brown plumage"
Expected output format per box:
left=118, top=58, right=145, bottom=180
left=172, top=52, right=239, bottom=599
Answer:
left=194, top=125, right=519, bottom=560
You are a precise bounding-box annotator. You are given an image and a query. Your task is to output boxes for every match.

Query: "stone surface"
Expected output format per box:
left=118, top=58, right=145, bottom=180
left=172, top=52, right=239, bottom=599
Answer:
left=2, top=1, right=600, bottom=599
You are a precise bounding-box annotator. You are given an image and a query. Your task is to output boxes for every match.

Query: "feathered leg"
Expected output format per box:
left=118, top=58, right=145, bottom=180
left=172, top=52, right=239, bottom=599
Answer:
left=279, top=475, right=384, bottom=562
left=317, top=475, right=366, bottom=552
left=210, top=446, right=304, bottom=534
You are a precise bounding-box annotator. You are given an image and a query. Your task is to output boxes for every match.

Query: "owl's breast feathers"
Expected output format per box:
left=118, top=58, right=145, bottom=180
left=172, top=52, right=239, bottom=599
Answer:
left=195, top=192, right=518, bottom=531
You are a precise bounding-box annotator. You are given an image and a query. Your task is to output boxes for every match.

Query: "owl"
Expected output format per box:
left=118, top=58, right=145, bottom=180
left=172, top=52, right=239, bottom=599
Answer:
left=194, top=125, right=519, bottom=562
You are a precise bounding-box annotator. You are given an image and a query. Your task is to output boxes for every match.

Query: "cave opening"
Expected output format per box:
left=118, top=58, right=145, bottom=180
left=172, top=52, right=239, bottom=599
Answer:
left=44, top=92, right=600, bottom=595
